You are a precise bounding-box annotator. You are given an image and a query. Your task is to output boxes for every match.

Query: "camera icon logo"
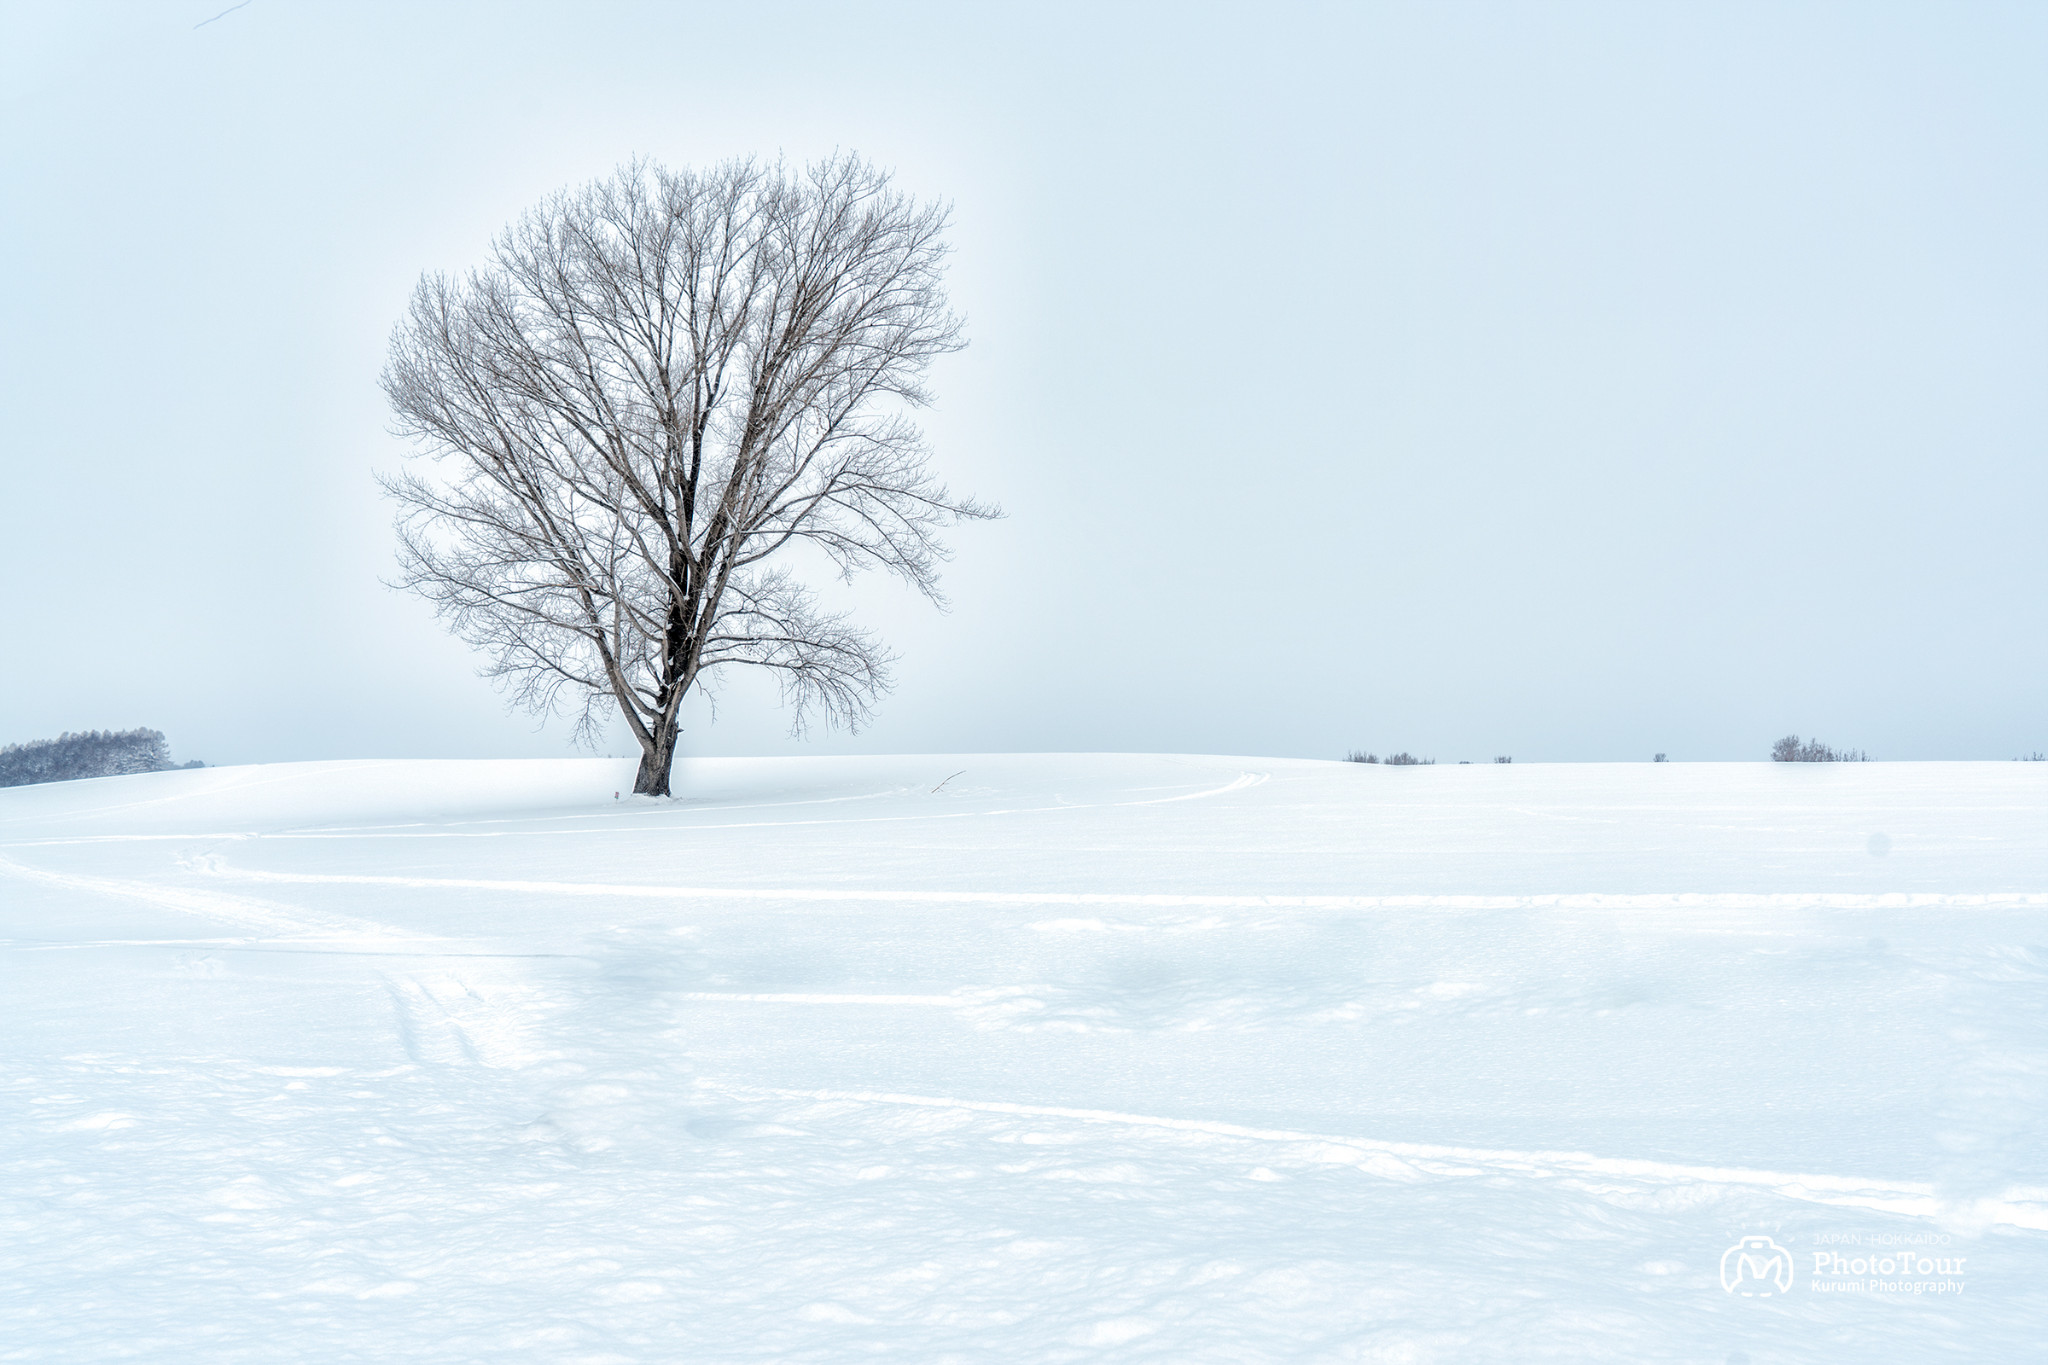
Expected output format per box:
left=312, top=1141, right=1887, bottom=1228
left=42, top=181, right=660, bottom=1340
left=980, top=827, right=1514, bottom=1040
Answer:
left=1720, top=1235, right=1794, bottom=1296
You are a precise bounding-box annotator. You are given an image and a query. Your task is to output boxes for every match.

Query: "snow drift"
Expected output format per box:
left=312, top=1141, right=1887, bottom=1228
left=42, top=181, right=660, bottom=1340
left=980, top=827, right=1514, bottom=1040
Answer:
left=2, top=754, right=2043, bottom=1360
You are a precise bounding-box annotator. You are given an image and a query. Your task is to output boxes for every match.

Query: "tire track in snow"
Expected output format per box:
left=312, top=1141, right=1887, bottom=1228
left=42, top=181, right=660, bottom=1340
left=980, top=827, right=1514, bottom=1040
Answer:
left=734, top=1085, right=2048, bottom=1232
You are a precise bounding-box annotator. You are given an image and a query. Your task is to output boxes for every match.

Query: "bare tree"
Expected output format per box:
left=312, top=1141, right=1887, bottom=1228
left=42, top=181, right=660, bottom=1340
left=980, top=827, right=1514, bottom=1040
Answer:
left=381, top=156, right=996, bottom=795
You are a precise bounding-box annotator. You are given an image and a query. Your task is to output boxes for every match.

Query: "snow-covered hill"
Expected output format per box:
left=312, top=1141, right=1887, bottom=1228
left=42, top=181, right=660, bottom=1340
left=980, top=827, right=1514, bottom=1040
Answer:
left=3, top=755, right=2044, bottom=1360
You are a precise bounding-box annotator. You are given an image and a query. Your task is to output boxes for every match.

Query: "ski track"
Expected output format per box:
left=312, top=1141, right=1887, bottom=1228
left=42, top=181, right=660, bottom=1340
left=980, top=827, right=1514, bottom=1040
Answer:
left=0, top=853, right=549, bottom=1075
left=0, top=853, right=432, bottom=944
left=183, top=857, right=2048, bottom=913
left=1, top=769, right=1271, bottom=847
left=36, top=841, right=2036, bottom=1233
left=731, top=1085, right=2048, bottom=1232
left=20, top=836, right=2047, bottom=1201
left=11, top=759, right=2047, bottom=1359
left=677, top=990, right=962, bottom=1006
left=384, top=972, right=551, bottom=1069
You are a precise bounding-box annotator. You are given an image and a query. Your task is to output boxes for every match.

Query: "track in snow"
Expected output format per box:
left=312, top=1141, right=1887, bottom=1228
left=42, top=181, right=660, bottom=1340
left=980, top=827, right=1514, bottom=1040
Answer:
left=4, top=754, right=2045, bottom=1362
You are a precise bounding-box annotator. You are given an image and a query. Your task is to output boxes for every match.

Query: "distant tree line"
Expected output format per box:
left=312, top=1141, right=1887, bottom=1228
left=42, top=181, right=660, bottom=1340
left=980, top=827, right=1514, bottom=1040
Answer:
left=1771, top=735, right=1868, bottom=763
left=1341, top=740, right=2041, bottom=764
left=0, top=729, right=202, bottom=788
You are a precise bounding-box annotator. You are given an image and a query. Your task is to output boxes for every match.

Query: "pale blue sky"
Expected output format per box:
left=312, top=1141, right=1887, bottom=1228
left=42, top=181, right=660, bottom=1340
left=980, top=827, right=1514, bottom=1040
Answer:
left=2, top=1, right=2042, bottom=765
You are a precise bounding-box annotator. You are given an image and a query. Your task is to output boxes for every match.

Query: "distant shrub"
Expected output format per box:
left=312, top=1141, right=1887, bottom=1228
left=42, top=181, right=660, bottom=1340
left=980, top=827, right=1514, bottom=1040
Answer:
left=1494, top=756, right=1512, bottom=764
left=0, top=729, right=181, bottom=788
left=1654, top=753, right=1668, bottom=763
left=2020, top=752, right=2045, bottom=762
left=1771, top=734, right=1868, bottom=763
left=1345, top=750, right=1379, bottom=764
left=1383, top=752, right=1433, bottom=766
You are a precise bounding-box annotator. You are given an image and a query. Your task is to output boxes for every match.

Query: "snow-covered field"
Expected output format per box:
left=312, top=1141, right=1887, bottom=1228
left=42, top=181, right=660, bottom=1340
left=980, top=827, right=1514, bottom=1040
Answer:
left=3, top=754, right=2045, bottom=1361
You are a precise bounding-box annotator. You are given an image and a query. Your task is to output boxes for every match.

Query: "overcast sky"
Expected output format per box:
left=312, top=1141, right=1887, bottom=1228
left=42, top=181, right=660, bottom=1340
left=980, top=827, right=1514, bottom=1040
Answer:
left=3, top=1, right=2043, bottom=766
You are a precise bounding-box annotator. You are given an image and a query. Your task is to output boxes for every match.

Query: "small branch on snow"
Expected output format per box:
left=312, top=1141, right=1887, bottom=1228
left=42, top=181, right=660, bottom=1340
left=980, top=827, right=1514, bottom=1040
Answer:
left=194, top=1, right=252, bottom=28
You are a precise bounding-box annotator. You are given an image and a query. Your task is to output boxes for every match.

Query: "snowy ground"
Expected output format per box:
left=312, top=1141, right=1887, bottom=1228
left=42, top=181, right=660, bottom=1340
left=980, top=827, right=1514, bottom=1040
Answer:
left=3, top=754, right=2045, bottom=1361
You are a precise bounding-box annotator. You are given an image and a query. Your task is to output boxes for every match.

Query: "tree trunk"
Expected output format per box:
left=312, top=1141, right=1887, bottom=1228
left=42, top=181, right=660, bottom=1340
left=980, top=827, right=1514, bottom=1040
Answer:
left=633, top=720, right=680, bottom=797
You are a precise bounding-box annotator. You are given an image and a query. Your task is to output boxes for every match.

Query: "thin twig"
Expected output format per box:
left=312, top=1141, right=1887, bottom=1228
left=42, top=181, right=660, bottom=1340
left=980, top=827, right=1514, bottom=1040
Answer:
left=194, top=1, right=252, bottom=29
left=930, top=769, right=965, bottom=794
